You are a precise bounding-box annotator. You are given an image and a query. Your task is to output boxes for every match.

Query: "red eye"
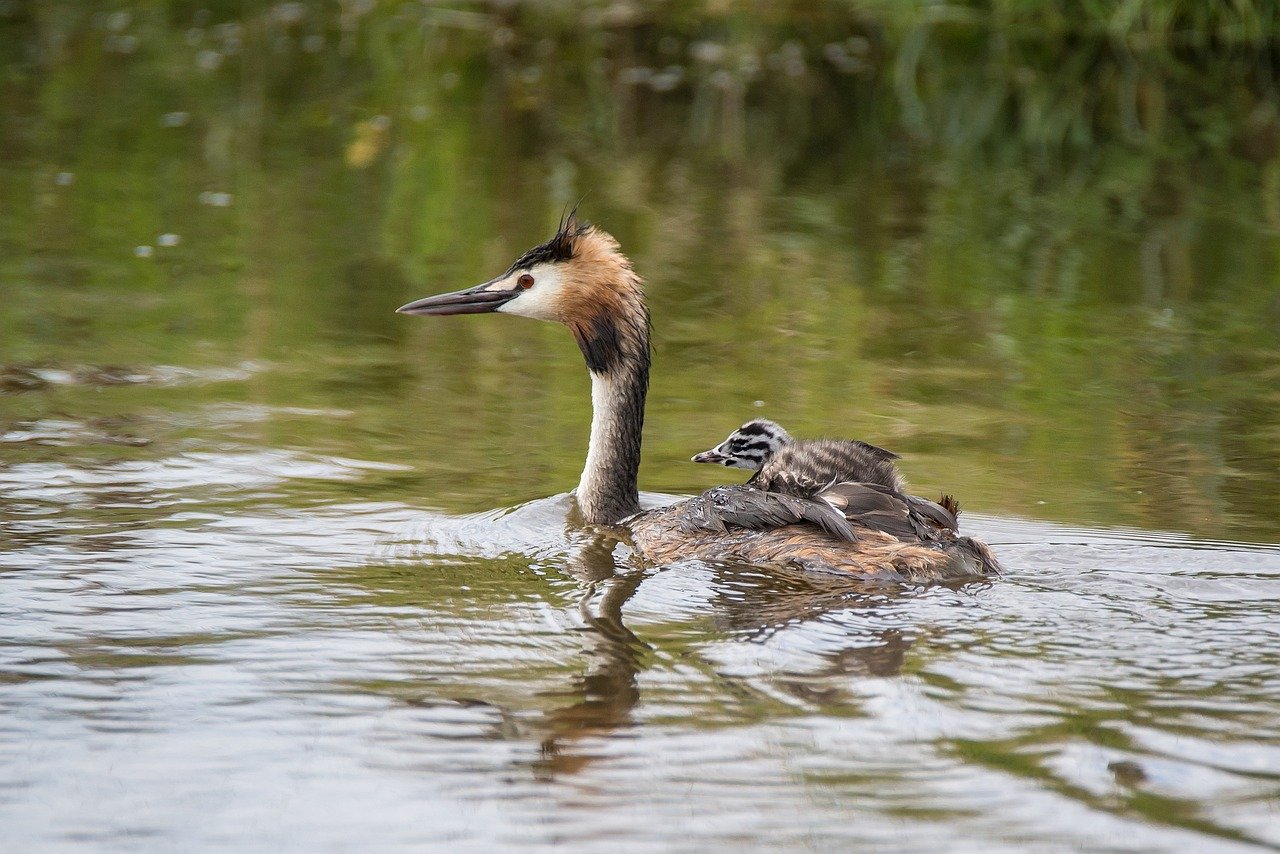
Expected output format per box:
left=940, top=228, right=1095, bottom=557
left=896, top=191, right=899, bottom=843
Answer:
left=517, top=273, right=534, bottom=289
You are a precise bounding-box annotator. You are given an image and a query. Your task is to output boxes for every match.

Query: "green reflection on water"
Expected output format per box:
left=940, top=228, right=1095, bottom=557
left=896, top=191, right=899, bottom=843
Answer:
left=1, top=2, right=1278, bottom=541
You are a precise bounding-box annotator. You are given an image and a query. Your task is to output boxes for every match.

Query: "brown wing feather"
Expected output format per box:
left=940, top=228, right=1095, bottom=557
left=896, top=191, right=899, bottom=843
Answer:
left=905, top=495, right=959, bottom=533
left=817, top=481, right=962, bottom=539
left=676, top=485, right=858, bottom=542
left=816, top=481, right=920, bottom=540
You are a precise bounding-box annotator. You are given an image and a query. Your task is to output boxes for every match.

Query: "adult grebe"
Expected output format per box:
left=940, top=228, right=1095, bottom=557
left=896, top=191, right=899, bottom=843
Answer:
left=397, top=214, right=999, bottom=581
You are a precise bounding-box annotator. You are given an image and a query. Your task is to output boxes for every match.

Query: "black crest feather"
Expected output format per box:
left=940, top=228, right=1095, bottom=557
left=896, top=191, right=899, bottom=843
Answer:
left=504, top=206, right=591, bottom=275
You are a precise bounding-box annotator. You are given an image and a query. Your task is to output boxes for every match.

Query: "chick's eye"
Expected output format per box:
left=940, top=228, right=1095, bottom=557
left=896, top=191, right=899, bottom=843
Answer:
left=517, top=273, right=534, bottom=290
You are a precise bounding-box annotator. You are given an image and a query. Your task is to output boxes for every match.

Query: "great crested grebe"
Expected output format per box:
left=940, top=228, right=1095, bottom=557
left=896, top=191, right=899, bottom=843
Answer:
left=397, top=214, right=1000, bottom=581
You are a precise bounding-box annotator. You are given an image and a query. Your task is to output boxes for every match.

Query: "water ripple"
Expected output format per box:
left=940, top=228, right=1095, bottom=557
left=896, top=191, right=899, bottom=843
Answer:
left=2, top=449, right=1279, bottom=850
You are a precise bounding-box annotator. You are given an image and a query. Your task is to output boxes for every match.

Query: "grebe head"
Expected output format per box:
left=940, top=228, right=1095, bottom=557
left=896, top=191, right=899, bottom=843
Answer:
left=691, top=419, right=792, bottom=470
left=396, top=211, right=648, bottom=375
left=397, top=211, right=650, bottom=525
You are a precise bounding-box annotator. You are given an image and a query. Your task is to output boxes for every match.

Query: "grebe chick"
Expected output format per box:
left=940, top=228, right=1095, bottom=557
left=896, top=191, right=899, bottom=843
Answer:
left=692, top=418, right=906, bottom=495
left=694, top=418, right=962, bottom=534
left=397, top=213, right=1000, bottom=581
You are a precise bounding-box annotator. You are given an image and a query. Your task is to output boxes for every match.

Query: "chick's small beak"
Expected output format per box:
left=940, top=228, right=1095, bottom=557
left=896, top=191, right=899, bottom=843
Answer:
left=397, top=279, right=518, bottom=316
left=691, top=449, right=727, bottom=465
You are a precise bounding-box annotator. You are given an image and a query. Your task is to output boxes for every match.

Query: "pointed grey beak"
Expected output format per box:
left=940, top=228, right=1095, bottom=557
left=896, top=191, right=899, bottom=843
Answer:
left=691, top=449, right=727, bottom=465
left=397, top=279, right=518, bottom=316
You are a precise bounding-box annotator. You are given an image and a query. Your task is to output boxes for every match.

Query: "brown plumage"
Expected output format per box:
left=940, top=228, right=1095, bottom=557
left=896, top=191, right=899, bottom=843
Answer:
left=397, top=213, right=1001, bottom=582
left=627, top=480, right=996, bottom=582
left=629, top=511, right=996, bottom=582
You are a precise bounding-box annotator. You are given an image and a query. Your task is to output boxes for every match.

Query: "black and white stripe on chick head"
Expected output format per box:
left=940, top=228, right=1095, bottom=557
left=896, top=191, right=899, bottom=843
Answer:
left=691, top=419, right=793, bottom=470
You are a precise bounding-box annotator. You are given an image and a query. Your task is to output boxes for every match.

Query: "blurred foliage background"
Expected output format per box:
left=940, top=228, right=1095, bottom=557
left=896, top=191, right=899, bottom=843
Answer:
left=1, top=0, right=1278, bottom=539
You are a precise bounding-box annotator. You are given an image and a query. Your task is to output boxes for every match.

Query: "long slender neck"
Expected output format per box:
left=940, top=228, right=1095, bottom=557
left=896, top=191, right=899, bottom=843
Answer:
left=573, top=313, right=650, bottom=525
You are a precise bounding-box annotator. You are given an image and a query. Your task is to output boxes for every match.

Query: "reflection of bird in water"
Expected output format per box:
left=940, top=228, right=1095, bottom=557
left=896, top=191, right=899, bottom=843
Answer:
left=398, top=212, right=999, bottom=581
left=531, top=550, right=941, bottom=777
left=700, top=562, right=981, bottom=707
left=533, top=562, right=647, bottom=780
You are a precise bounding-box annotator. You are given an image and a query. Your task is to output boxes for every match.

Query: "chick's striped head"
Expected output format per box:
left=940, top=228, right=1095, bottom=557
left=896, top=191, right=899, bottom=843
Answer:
left=691, top=419, right=793, bottom=470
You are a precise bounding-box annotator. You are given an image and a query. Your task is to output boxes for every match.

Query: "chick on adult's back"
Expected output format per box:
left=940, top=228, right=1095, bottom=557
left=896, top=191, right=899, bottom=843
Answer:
left=692, top=418, right=906, bottom=495
left=692, top=415, right=965, bottom=533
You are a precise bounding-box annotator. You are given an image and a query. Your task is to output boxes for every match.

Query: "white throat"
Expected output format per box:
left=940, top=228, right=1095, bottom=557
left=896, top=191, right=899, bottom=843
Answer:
left=577, top=371, right=615, bottom=503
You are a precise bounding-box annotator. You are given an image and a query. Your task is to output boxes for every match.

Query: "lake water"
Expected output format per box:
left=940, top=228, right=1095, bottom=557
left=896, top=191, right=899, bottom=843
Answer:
left=3, top=5, right=1280, bottom=851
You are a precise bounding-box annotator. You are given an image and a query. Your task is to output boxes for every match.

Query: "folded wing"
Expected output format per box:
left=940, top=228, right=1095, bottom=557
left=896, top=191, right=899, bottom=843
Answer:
left=677, top=480, right=960, bottom=545
left=678, top=485, right=857, bottom=541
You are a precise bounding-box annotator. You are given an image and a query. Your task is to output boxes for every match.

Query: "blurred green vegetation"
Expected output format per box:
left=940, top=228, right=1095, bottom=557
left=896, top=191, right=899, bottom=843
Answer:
left=1, top=1, right=1278, bottom=539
